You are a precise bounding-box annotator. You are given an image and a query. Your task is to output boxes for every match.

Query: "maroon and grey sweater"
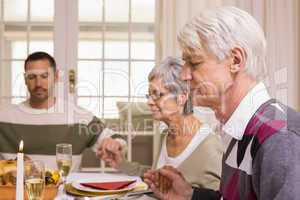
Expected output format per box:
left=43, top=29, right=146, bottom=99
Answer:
left=192, top=99, right=300, bottom=200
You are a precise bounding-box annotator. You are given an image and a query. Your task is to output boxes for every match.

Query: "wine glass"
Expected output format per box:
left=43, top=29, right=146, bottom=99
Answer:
left=56, top=143, right=72, bottom=185
left=24, top=160, right=45, bottom=200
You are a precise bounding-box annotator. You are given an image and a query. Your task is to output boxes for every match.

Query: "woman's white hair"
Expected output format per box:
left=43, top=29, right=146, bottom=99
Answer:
left=148, top=57, right=193, bottom=114
left=148, top=57, right=187, bottom=95
left=178, top=6, right=267, bottom=79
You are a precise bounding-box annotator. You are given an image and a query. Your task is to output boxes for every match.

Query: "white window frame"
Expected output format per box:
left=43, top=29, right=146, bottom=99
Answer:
left=0, top=0, right=161, bottom=171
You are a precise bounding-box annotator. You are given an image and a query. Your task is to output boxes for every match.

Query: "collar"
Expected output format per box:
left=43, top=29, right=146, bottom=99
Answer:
left=222, top=82, right=271, bottom=140
left=19, top=97, right=64, bottom=114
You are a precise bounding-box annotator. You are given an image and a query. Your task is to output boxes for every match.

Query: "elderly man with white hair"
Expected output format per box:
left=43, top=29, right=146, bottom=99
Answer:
left=144, top=6, right=300, bottom=200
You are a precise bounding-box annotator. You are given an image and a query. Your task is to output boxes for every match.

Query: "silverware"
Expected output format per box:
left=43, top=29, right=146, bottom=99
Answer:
left=73, top=190, right=153, bottom=200
left=74, top=195, right=120, bottom=200
left=125, top=190, right=153, bottom=197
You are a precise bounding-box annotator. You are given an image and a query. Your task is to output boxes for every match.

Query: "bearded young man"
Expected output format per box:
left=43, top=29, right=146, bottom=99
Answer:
left=0, top=51, right=125, bottom=170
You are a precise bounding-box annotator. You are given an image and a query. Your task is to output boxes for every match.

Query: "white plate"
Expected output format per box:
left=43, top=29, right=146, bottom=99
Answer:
left=71, top=179, right=138, bottom=193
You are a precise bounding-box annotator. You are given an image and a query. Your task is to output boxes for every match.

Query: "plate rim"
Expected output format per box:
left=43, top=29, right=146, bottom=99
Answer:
left=71, top=179, right=137, bottom=193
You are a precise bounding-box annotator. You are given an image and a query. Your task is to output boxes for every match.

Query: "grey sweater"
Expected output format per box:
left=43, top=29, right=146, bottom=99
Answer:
left=192, top=99, right=300, bottom=200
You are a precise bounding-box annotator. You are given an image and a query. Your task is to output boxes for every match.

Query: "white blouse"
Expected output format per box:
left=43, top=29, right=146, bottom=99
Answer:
left=156, top=123, right=212, bottom=169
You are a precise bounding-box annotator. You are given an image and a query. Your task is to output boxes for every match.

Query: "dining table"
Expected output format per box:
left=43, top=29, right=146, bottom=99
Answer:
left=54, top=171, right=155, bottom=200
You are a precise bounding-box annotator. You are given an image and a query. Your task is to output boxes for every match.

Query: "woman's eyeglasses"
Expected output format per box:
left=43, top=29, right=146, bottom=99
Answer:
left=145, top=91, right=176, bottom=101
left=145, top=92, right=167, bottom=101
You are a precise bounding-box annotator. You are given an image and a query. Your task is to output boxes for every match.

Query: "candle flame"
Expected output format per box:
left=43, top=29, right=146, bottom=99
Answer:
left=19, top=140, right=24, bottom=153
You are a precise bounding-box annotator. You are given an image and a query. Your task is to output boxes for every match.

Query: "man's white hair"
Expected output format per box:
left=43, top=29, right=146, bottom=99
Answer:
left=178, top=6, right=267, bottom=79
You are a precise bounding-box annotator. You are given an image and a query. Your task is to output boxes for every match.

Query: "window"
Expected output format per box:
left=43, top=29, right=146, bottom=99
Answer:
left=0, top=0, right=54, bottom=105
left=0, top=0, right=157, bottom=169
left=77, top=0, right=156, bottom=164
left=77, top=0, right=155, bottom=118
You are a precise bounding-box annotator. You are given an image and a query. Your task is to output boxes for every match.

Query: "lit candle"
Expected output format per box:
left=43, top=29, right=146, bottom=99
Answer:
left=16, top=140, right=24, bottom=200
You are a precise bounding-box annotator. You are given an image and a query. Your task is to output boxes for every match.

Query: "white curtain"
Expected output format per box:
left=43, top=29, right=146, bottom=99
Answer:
left=158, top=0, right=300, bottom=110
left=157, top=0, right=223, bottom=60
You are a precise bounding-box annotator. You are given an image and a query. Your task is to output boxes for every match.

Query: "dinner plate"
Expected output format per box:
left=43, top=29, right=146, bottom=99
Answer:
left=71, top=179, right=137, bottom=194
left=65, top=183, right=123, bottom=197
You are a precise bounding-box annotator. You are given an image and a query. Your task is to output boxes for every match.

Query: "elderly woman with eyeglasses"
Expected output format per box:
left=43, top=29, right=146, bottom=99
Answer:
left=97, top=57, right=223, bottom=190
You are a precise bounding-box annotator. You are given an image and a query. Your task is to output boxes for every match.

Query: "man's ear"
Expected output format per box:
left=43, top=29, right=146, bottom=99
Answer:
left=230, top=47, right=246, bottom=74
left=177, top=93, right=188, bottom=106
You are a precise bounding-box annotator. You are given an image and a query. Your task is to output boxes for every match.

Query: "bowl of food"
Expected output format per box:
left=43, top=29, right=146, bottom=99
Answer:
left=0, top=159, right=60, bottom=200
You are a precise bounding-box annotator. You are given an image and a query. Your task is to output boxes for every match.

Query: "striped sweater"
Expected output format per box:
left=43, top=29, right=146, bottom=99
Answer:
left=192, top=99, right=300, bottom=200
left=0, top=99, right=119, bottom=170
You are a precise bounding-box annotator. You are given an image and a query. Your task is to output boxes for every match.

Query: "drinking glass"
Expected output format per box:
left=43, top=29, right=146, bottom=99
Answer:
left=56, top=143, right=72, bottom=185
left=24, top=160, right=45, bottom=200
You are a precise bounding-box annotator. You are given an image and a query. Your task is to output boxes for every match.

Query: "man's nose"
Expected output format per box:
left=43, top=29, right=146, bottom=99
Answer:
left=35, top=76, right=43, bottom=86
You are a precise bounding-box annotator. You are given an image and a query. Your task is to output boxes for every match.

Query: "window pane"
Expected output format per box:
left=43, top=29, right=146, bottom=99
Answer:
left=131, top=97, right=153, bottom=132
left=104, top=61, right=128, bottom=96
left=29, top=41, right=53, bottom=56
left=11, top=61, right=27, bottom=97
left=132, top=97, right=151, bottom=115
left=31, top=0, right=54, bottom=22
left=132, top=0, right=155, bottom=23
left=132, top=31, right=154, bottom=60
left=79, top=0, right=103, bottom=22
left=77, top=97, right=101, bottom=118
left=104, top=97, right=128, bottom=119
left=4, top=25, right=27, bottom=59
left=30, top=25, right=54, bottom=41
left=105, top=118, right=123, bottom=132
left=131, top=41, right=154, bottom=60
left=77, top=61, right=102, bottom=96
left=276, top=88, right=288, bottom=106
left=4, top=0, right=28, bottom=21
left=131, top=61, right=154, bottom=97
left=11, top=41, right=28, bottom=59
left=105, top=0, right=129, bottom=22
left=115, top=98, right=153, bottom=133
left=11, top=97, right=26, bottom=105
left=105, top=40, right=128, bottom=59
left=78, top=40, right=102, bottom=59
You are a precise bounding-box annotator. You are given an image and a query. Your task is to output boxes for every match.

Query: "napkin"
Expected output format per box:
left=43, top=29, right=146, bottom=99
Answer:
left=80, top=180, right=136, bottom=190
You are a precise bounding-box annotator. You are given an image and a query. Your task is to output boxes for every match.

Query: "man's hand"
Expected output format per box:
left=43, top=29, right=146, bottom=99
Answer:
left=144, top=166, right=194, bottom=200
left=96, top=137, right=123, bottom=169
left=143, top=169, right=158, bottom=185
